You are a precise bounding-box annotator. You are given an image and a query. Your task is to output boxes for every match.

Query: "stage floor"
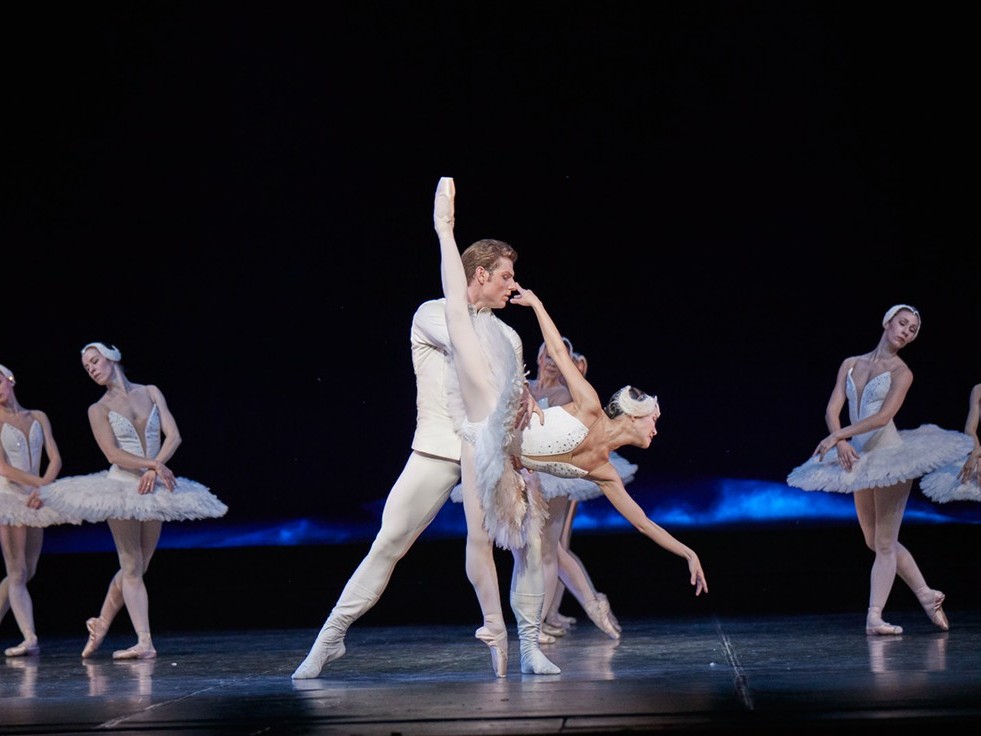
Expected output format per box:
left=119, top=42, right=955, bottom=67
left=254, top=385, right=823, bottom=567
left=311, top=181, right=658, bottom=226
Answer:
left=3, top=610, right=980, bottom=735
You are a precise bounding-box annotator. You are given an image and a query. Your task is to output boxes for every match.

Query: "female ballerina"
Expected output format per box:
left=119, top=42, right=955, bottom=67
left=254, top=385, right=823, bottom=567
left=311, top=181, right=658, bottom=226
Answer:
left=787, top=305, right=972, bottom=634
left=43, top=342, right=227, bottom=659
left=434, top=177, right=707, bottom=673
left=920, top=383, right=981, bottom=503
left=0, top=362, right=71, bottom=657
left=530, top=345, right=633, bottom=641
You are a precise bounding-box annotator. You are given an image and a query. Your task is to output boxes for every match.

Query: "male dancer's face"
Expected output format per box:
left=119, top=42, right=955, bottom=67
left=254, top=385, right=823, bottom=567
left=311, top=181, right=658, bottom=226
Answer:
left=472, top=257, right=516, bottom=310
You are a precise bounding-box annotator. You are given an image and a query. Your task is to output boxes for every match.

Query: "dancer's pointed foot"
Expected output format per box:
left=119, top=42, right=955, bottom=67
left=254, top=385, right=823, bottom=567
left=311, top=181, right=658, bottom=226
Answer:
left=475, top=625, right=508, bottom=678
left=915, top=588, right=949, bottom=631
left=434, top=177, right=456, bottom=233
left=292, top=625, right=346, bottom=680
left=545, top=611, right=576, bottom=629
left=540, top=621, right=566, bottom=638
left=4, top=640, right=40, bottom=657
left=584, top=596, right=621, bottom=640
left=596, top=593, right=622, bottom=634
left=866, top=606, right=903, bottom=636
left=82, top=617, right=108, bottom=658
left=112, top=643, right=156, bottom=660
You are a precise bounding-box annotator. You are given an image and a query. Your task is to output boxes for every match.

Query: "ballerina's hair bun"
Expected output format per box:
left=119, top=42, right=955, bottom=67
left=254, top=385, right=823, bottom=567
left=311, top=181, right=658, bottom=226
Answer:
left=605, top=385, right=659, bottom=419
left=81, top=342, right=122, bottom=361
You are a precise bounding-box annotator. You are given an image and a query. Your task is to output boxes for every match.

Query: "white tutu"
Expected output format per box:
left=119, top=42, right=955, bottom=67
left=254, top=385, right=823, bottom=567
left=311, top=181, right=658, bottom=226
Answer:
left=41, top=466, right=228, bottom=523
left=0, top=481, right=81, bottom=527
left=920, top=458, right=981, bottom=503
left=447, top=308, right=545, bottom=551
left=538, top=451, right=638, bottom=501
left=787, top=424, right=973, bottom=494
left=452, top=450, right=637, bottom=505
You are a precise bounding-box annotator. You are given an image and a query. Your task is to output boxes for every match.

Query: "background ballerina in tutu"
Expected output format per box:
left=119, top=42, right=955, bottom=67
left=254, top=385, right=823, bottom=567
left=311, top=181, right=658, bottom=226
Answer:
left=528, top=341, right=631, bottom=641
left=0, top=362, right=72, bottom=657
left=787, top=305, right=972, bottom=635
left=920, top=383, right=981, bottom=503
left=43, top=342, right=227, bottom=660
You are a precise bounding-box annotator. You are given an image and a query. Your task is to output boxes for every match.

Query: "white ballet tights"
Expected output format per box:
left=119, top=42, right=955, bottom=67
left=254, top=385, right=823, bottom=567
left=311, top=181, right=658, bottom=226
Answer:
left=0, top=525, right=43, bottom=647
left=855, top=482, right=934, bottom=628
left=105, top=518, right=161, bottom=651
left=294, top=451, right=507, bottom=678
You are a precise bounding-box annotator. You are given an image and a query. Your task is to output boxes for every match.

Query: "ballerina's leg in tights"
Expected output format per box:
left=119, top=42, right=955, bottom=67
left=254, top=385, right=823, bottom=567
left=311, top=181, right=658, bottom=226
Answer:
left=435, top=177, right=559, bottom=675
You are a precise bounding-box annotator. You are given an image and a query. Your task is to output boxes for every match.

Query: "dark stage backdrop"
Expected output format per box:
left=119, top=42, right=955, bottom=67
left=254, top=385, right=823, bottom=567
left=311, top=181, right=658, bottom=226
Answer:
left=6, top=3, right=979, bottom=552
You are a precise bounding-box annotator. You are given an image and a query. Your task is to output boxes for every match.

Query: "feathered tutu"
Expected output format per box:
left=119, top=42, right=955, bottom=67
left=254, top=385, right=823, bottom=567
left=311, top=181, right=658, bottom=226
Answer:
left=0, top=480, right=81, bottom=527
left=787, top=424, right=973, bottom=494
left=537, top=451, right=638, bottom=501
left=447, top=310, right=546, bottom=551
left=41, top=465, right=228, bottom=523
left=919, top=457, right=981, bottom=503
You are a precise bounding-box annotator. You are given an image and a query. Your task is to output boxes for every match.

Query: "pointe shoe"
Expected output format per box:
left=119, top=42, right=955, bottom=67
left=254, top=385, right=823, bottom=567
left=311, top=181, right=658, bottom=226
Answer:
left=4, top=641, right=40, bottom=657
left=112, top=643, right=156, bottom=660
left=596, top=593, right=621, bottom=634
left=292, top=624, right=346, bottom=680
left=541, top=621, right=566, bottom=638
left=916, top=588, right=949, bottom=631
left=434, top=177, right=456, bottom=231
left=547, top=611, right=577, bottom=628
left=82, top=617, right=108, bottom=658
left=475, top=626, right=508, bottom=678
left=584, top=596, right=621, bottom=640
left=866, top=606, right=903, bottom=636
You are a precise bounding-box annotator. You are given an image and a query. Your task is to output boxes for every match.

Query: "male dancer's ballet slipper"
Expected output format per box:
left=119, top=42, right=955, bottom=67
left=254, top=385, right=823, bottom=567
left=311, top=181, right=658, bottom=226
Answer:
left=4, top=641, right=40, bottom=657
left=475, top=625, right=508, bottom=678
left=82, top=617, right=108, bottom=658
left=292, top=624, right=346, bottom=679
left=112, top=643, right=157, bottom=660
left=915, top=588, right=949, bottom=631
left=866, top=606, right=903, bottom=636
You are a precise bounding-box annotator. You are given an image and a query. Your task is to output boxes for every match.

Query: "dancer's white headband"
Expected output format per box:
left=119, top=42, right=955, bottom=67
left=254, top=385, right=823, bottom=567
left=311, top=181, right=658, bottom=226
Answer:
left=882, top=304, right=920, bottom=341
left=81, top=342, right=122, bottom=361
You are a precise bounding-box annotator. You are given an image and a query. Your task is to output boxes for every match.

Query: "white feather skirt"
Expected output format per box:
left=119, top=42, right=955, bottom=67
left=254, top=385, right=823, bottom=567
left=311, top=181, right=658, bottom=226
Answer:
left=920, top=457, right=981, bottom=503
left=41, top=465, right=228, bottom=523
left=0, top=480, right=81, bottom=527
left=787, top=424, right=973, bottom=494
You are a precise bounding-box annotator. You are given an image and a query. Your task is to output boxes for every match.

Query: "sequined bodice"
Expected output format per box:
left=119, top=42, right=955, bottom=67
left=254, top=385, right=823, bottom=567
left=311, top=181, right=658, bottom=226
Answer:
left=1, top=420, right=42, bottom=474
left=520, top=406, right=590, bottom=479
left=845, top=368, right=900, bottom=452
left=108, top=404, right=161, bottom=459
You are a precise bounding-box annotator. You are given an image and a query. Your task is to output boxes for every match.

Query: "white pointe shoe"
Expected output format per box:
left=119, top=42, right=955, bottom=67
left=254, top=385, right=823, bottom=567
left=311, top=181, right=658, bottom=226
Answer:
left=292, top=624, right=346, bottom=680
left=475, top=626, right=508, bottom=678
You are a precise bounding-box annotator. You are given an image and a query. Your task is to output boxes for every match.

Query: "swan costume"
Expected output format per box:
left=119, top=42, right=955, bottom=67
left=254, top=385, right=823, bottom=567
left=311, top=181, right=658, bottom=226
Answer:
left=787, top=368, right=972, bottom=493
left=42, top=405, right=227, bottom=523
